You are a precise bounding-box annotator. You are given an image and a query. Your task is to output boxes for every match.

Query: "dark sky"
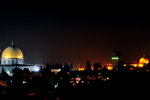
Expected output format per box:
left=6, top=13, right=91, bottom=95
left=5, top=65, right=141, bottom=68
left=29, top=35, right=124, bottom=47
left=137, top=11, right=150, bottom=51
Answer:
left=0, top=3, right=150, bottom=65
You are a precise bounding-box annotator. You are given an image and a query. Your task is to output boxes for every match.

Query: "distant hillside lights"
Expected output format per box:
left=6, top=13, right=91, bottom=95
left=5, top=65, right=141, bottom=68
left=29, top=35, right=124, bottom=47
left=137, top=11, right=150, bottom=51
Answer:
left=124, top=57, right=149, bottom=68
left=78, top=67, right=85, bottom=71
left=77, top=64, right=113, bottom=71
left=106, top=64, right=113, bottom=70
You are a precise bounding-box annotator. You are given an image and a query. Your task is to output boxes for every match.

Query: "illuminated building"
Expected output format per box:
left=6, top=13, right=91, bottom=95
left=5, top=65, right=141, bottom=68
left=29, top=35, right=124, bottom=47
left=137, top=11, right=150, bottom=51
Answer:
left=123, top=57, right=149, bottom=69
left=107, top=66, right=113, bottom=70
left=139, top=57, right=149, bottom=65
left=111, top=56, right=119, bottom=70
left=0, top=42, right=44, bottom=76
left=1, top=42, right=24, bottom=65
left=78, top=67, right=85, bottom=71
left=106, top=64, right=113, bottom=70
left=51, top=69, right=61, bottom=73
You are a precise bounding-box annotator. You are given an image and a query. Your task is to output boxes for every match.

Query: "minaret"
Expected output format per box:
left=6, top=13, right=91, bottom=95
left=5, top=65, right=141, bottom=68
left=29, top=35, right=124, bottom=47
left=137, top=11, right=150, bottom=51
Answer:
left=111, top=50, right=119, bottom=71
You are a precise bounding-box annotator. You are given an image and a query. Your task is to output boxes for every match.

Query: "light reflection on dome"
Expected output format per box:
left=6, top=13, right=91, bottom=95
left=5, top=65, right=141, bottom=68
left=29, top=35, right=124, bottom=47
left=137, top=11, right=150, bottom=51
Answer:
left=1, top=46, right=23, bottom=59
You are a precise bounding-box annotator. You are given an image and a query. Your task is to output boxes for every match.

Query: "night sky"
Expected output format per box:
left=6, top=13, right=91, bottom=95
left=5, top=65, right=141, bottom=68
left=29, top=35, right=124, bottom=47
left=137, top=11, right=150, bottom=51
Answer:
left=0, top=3, right=150, bottom=65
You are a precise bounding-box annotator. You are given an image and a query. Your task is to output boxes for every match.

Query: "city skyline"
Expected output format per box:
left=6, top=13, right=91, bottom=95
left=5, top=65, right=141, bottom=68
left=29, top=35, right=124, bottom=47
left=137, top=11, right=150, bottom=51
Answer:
left=0, top=4, right=150, bottom=65
left=0, top=3, right=150, bottom=99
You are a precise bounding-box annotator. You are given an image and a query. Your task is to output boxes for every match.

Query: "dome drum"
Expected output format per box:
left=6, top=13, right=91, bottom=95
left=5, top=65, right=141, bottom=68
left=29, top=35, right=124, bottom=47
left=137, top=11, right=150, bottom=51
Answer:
left=1, top=58, right=24, bottom=65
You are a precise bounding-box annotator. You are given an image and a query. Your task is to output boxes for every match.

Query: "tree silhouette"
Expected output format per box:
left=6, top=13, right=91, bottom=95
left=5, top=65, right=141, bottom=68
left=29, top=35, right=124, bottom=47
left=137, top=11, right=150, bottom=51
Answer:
left=23, top=68, right=31, bottom=82
left=63, top=62, right=70, bottom=72
left=12, top=67, right=23, bottom=87
left=1, top=67, right=9, bottom=81
left=93, top=63, right=102, bottom=72
left=86, top=61, right=91, bottom=71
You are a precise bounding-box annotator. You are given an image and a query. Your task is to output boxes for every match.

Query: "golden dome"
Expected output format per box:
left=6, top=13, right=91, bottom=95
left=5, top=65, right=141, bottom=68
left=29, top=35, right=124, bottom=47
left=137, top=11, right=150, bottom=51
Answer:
left=1, top=45, right=23, bottom=59
left=139, top=57, right=149, bottom=64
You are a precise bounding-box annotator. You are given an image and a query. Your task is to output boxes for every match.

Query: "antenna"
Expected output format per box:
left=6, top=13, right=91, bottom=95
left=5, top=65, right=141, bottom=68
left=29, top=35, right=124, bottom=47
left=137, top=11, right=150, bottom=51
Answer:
left=11, top=41, right=14, bottom=46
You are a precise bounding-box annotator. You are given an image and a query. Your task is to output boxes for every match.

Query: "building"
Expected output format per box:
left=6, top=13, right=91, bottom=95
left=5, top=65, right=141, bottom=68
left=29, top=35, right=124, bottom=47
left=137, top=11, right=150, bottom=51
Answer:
left=1, top=42, right=24, bottom=65
left=0, top=42, right=44, bottom=76
left=124, top=57, right=149, bottom=69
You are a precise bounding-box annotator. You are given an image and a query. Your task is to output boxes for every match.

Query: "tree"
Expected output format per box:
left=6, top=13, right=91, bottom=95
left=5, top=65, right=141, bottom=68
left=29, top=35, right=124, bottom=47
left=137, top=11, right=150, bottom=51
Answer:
left=12, top=67, right=23, bottom=87
left=1, top=68, right=9, bottom=81
left=70, top=62, right=73, bottom=71
left=93, top=63, right=102, bottom=72
left=63, top=62, right=69, bottom=72
left=86, top=61, right=91, bottom=71
left=23, top=68, right=31, bottom=82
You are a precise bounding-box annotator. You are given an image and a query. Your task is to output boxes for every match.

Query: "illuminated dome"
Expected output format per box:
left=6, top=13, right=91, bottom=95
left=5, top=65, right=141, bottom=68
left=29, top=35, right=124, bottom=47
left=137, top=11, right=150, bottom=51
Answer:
left=139, top=57, right=149, bottom=64
left=1, top=42, right=24, bottom=65
left=1, top=45, right=23, bottom=59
